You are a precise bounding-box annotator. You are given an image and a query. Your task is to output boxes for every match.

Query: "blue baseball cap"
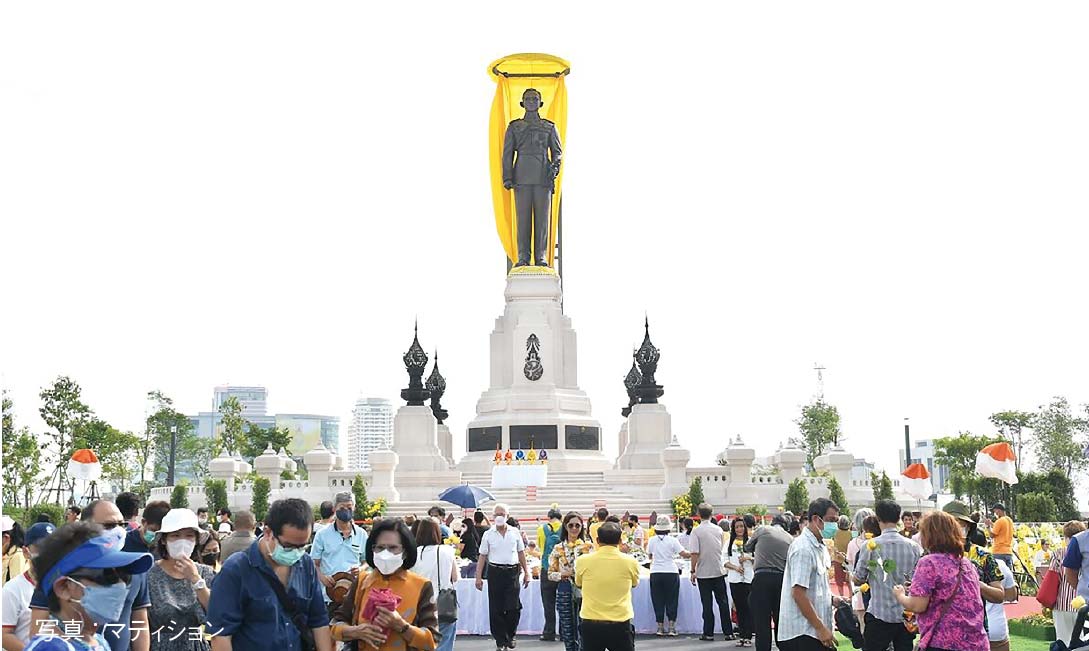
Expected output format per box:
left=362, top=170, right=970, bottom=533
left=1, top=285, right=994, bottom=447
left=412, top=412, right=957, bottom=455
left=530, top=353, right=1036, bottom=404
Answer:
left=25, top=522, right=57, bottom=547
left=42, top=535, right=153, bottom=596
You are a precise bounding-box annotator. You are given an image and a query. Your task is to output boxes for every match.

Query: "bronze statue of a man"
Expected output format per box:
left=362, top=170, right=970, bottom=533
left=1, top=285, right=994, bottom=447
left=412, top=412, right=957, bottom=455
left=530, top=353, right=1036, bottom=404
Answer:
left=502, top=88, right=562, bottom=267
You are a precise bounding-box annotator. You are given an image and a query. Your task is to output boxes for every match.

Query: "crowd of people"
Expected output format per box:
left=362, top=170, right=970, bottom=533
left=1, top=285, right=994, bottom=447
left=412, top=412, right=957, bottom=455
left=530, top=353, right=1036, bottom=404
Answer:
left=2, top=492, right=1088, bottom=651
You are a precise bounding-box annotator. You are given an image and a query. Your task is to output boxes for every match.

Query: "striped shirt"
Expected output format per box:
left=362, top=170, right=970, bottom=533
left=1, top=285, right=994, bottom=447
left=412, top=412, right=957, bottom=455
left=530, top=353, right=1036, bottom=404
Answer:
left=777, top=527, right=833, bottom=643
left=1053, top=542, right=1081, bottom=610
left=855, top=527, right=922, bottom=623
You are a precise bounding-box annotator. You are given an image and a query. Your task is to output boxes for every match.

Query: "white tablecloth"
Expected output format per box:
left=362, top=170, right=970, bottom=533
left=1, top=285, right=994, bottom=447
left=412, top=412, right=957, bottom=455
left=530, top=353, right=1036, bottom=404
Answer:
left=454, top=577, right=731, bottom=635
left=490, top=464, right=548, bottom=488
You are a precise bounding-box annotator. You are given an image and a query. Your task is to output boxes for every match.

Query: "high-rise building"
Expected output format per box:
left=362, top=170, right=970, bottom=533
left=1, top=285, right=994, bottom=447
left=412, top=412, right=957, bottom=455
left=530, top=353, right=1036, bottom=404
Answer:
left=347, top=397, right=393, bottom=470
left=899, top=439, right=950, bottom=492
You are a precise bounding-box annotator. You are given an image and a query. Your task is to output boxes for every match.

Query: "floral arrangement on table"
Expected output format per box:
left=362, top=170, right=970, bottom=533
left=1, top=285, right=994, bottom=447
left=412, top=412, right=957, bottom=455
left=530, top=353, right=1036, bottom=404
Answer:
left=671, top=494, right=693, bottom=518
left=363, top=498, right=388, bottom=518
left=620, top=527, right=649, bottom=565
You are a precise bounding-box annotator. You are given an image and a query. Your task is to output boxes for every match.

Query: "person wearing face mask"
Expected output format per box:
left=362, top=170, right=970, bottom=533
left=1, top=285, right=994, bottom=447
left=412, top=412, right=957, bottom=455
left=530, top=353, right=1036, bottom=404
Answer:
left=123, top=502, right=170, bottom=560
left=407, top=519, right=457, bottom=651
left=29, top=501, right=152, bottom=651
left=146, top=509, right=214, bottom=651
left=24, top=521, right=153, bottom=651
left=777, top=498, right=845, bottom=650
left=312, top=492, right=368, bottom=598
left=206, top=499, right=331, bottom=651
left=331, top=518, right=438, bottom=651
left=3, top=522, right=56, bottom=651
left=475, top=504, right=530, bottom=651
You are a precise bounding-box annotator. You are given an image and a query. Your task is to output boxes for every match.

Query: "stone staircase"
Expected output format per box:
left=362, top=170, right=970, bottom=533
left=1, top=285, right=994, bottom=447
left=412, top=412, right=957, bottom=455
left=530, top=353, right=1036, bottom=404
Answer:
left=381, top=470, right=672, bottom=530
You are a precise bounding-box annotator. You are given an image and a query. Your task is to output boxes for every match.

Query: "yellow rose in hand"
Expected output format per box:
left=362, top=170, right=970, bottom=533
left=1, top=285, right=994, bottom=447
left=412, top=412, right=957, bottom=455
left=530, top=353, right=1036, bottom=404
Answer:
left=1073, top=596, right=1087, bottom=610
left=859, top=583, right=870, bottom=593
left=867, top=540, right=878, bottom=551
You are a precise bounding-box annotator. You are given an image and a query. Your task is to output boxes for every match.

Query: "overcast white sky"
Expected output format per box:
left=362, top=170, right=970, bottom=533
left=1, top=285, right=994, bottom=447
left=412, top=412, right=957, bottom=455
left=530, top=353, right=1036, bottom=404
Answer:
left=2, top=2, right=1087, bottom=482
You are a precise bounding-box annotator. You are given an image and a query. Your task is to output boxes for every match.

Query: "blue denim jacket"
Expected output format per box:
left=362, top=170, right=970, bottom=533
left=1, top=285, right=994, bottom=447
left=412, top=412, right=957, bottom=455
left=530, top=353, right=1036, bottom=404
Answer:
left=205, top=540, right=329, bottom=651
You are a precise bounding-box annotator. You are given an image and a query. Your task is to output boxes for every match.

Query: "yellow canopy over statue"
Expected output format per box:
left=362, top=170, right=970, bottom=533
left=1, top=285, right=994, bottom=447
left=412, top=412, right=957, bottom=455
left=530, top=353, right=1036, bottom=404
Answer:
left=487, top=53, right=569, bottom=268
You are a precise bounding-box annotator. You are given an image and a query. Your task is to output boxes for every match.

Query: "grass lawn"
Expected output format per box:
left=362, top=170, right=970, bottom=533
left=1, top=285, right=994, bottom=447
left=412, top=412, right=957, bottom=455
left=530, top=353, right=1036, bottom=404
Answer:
left=834, top=632, right=1051, bottom=649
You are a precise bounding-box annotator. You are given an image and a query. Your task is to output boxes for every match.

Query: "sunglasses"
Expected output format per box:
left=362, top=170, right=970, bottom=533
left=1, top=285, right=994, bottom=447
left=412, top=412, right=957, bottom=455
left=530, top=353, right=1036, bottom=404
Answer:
left=100, top=521, right=127, bottom=530
left=566, top=523, right=583, bottom=529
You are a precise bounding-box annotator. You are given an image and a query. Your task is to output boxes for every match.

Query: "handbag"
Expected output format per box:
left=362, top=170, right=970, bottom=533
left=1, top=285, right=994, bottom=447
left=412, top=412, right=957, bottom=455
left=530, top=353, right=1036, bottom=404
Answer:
left=258, top=568, right=317, bottom=651
left=434, top=546, right=459, bottom=624
left=1038, top=567, right=1061, bottom=608
left=915, top=557, right=964, bottom=651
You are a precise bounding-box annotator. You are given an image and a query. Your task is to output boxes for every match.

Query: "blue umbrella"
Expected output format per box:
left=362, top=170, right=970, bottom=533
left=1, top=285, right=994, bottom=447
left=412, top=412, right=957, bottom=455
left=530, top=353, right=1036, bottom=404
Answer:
left=438, top=484, right=496, bottom=509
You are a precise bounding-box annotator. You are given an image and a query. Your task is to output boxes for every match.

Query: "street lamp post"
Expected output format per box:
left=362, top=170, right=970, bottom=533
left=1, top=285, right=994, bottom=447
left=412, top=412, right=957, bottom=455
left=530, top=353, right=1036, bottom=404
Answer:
left=167, top=424, right=178, bottom=485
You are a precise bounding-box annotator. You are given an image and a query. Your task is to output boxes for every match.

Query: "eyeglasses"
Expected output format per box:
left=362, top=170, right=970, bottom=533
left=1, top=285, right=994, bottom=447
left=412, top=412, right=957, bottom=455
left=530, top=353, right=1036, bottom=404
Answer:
left=275, top=536, right=307, bottom=551
left=100, top=521, right=127, bottom=530
left=374, top=544, right=404, bottom=554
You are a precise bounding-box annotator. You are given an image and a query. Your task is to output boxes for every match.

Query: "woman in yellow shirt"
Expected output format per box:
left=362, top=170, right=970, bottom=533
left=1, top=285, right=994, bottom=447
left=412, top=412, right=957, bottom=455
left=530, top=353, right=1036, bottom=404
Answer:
left=1, top=519, right=27, bottom=587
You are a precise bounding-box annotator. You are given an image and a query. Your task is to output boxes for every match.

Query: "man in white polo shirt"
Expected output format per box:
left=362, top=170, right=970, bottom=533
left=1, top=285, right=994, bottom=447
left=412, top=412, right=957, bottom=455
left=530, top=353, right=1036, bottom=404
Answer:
left=475, top=503, right=530, bottom=651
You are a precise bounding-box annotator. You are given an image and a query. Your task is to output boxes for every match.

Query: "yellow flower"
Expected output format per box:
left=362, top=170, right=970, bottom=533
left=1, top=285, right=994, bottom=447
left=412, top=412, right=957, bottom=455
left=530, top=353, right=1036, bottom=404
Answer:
left=1073, top=596, right=1087, bottom=610
left=859, top=583, right=870, bottom=593
left=867, top=540, right=877, bottom=551
left=865, top=532, right=874, bottom=539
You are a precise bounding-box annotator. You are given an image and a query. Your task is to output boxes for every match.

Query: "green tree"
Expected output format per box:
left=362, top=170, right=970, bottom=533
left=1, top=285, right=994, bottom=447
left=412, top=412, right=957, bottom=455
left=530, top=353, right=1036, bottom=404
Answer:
left=1014, top=470, right=1078, bottom=521
left=989, top=410, right=1033, bottom=472
left=39, top=376, right=93, bottom=502
left=1031, top=397, right=1089, bottom=476
left=170, top=483, right=190, bottom=508
left=2, top=394, right=43, bottom=508
left=793, top=399, right=842, bottom=467
left=217, top=396, right=245, bottom=456
left=784, top=478, right=810, bottom=514
left=876, top=471, right=895, bottom=503
left=352, top=474, right=368, bottom=520
left=204, top=479, right=229, bottom=514
left=827, top=476, right=849, bottom=517
left=1016, top=492, right=1057, bottom=522
left=251, top=476, right=271, bottom=521
left=240, top=423, right=294, bottom=462
left=179, top=437, right=216, bottom=480
left=687, top=476, right=706, bottom=512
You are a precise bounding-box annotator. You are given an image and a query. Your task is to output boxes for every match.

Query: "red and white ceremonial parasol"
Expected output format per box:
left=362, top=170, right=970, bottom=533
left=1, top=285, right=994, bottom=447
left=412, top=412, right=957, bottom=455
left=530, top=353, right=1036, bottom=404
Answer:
left=975, top=442, right=1018, bottom=485
left=69, top=448, right=102, bottom=481
left=901, top=463, right=933, bottom=500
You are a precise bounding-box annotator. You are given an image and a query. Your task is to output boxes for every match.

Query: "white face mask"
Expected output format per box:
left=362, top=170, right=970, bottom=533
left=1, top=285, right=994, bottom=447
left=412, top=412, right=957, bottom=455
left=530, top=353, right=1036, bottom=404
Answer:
left=167, top=538, right=196, bottom=560
left=494, top=515, right=507, bottom=527
left=373, top=549, right=403, bottom=575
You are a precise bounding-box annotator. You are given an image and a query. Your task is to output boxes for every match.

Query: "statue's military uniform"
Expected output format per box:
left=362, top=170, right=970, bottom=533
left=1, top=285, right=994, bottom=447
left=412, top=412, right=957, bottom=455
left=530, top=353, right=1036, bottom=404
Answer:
left=502, top=116, right=563, bottom=266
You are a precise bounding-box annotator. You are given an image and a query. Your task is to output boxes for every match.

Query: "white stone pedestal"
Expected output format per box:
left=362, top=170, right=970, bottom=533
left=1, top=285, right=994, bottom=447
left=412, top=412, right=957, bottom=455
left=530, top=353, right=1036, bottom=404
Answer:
left=436, top=424, right=454, bottom=468
left=368, top=448, right=400, bottom=502
left=461, top=271, right=607, bottom=472
left=659, top=443, right=691, bottom=499
left=616, top=403, right=673, bottom=470
left=391, top=406, right=461, bottom=499
left=392, top=406, right=449, bottom=472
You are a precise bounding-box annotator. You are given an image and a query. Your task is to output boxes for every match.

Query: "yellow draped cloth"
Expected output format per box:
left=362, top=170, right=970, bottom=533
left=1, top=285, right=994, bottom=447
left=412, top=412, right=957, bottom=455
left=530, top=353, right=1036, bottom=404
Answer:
left=488, top=53, right=570, bottom=267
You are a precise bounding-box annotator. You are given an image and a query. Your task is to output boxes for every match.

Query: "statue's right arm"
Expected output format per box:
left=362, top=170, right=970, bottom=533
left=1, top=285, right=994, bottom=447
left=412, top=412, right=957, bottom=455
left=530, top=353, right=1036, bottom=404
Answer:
left=502, top=124, right=516, bottom=189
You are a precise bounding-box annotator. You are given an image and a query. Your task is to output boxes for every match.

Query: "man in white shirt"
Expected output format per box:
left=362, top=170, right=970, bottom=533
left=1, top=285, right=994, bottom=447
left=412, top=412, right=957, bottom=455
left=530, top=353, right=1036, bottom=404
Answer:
left=689, top=503, right=735, bottom=641
left=778, top=498, right=843, bottom=651
left=2, top=522, right=55, bottom=651
left=475, top=503, right=530, bottom=651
